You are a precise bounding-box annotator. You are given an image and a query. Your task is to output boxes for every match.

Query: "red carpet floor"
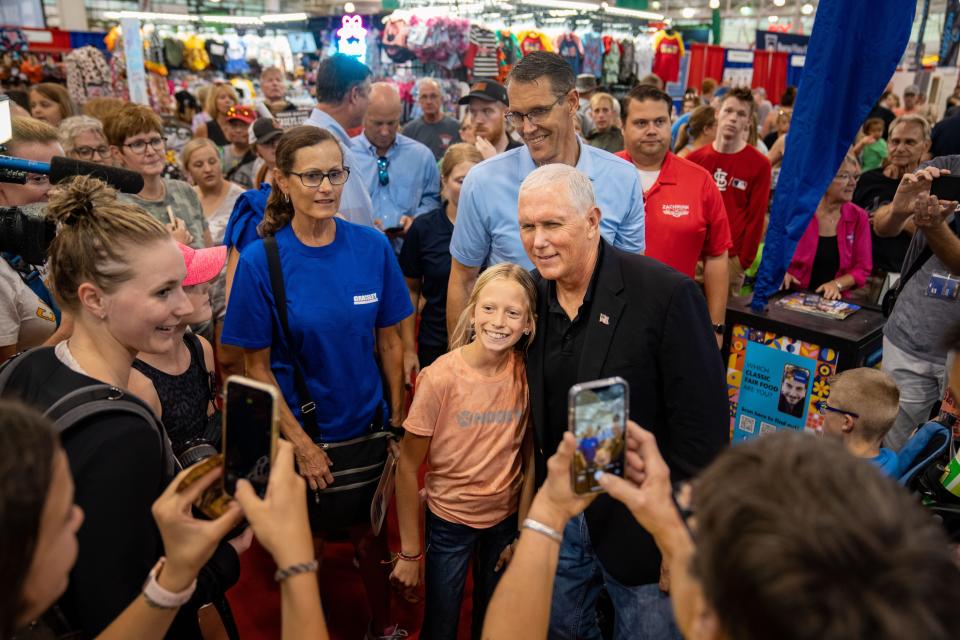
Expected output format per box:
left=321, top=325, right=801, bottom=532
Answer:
left=228, top=480, right=476, bottom=639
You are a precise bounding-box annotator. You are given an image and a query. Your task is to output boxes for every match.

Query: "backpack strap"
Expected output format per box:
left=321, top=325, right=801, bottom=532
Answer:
left=0, top=345, right=40, bottom=389
left=44, top=383, right=180, bottom=479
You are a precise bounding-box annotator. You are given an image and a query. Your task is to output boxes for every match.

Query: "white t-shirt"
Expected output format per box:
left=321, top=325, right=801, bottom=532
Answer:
left=0, top=259, right=56, bottom=348
left=638, top=169, right=661, bottom=193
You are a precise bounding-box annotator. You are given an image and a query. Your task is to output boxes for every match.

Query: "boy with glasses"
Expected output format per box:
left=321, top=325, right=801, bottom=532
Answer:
left=107, top=104, right=210, bottom=249
left=819, top=368, right=911, bottom=476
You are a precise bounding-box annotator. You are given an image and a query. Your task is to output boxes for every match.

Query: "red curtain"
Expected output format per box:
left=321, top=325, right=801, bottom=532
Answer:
left=687, top=43, right=726, bottom=91
left=752, top=50, right=790, bottom=104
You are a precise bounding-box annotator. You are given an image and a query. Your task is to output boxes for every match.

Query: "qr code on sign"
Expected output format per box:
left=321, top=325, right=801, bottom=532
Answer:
left=760, top=422, right=777, bottom=434
left=739, top=415, right=756, bottom=433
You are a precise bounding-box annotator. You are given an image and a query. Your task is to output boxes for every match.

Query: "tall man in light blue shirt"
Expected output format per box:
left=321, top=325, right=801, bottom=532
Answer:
left=302, top=53, right=376, bottom=228
left=350, top=82, right=440, bottom=232
left=447, top=51, right=645, bottom=335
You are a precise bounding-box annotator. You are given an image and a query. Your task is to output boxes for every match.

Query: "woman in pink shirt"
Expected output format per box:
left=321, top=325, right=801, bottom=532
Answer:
left=783, top=155, right=872, bottom=300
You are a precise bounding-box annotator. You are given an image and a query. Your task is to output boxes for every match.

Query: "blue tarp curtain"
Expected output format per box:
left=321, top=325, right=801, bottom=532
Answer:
left=751, top=0, right=917, bottom=311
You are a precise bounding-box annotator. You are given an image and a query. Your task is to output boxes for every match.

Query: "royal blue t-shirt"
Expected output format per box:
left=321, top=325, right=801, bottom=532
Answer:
left=221, top=219, right=413, bottom=441
left=223, top=183, right=271, bottom=252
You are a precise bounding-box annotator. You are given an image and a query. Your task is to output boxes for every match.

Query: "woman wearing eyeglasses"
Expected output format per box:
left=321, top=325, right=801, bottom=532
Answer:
left=782, top=155, right=873, bottom=301
left=59, top=115, right=113, bottom=166
left=222, top=126, right=412, bottom=639
left=106, top=104, right=211, bottom=250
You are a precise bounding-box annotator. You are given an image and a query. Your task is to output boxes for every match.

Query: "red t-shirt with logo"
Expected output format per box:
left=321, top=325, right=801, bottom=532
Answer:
left=686, top=144, right=771, bottom=269
left=615, top=150, right=732, bottom=277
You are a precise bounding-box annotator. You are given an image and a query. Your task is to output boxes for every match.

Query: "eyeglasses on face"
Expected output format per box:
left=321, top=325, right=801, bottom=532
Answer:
left=504, top=95, right=566, bottom=128
left=122, top=137, right=165, bottom=154
left=816, top=401, right=860, bottom=418
left=377, top=157, right=389, bottom=186
left=288, top=166, right=350, bottom=188
left=73, top=145, right=110, bottom=160
left=24, top=173, right=49, bottom=186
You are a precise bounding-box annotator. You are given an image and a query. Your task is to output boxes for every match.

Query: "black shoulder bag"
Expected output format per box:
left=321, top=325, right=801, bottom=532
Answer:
left=263, top=235, right=389, bottom=533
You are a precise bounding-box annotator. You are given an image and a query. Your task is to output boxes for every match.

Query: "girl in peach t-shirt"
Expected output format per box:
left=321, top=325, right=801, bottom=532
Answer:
left=391, top=263, right=537, bottom=640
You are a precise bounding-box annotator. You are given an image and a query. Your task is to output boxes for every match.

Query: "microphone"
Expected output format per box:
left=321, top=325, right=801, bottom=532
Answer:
left=0, top=155, right=145, bottom=194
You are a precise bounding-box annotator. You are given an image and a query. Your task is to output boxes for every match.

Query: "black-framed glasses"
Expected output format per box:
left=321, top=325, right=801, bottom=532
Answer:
left=504, top=95, right=566, bottom=128
left=122, top=137, right=165, bottom=154
left=377, top=157, right=389, bottom=186
left=73, top=145, right=110, bottom=160
left=816, top=401, right=860, bottom=418
left=289, top=166, right=350, bottom=188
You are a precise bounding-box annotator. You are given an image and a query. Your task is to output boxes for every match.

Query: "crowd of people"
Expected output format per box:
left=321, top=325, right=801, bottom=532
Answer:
left=1, top=43, right=959, bottom=640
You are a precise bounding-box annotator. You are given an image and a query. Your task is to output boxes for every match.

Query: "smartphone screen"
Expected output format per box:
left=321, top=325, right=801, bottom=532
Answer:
left=930, top=175, right=960, bottom=202
left=223, top=377, right=278, bottom=497
left=569, top=377, right=628, bottom=495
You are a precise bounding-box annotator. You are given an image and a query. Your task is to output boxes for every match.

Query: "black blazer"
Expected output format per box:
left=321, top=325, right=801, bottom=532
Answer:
left=527, top=241, right=729, bottom=586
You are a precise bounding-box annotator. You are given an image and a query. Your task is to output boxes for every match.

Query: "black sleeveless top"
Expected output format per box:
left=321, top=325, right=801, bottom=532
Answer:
left=132, top=333, right=218, bottom=453
left=809, top=235, right=840, bottom=291
left=206, top=119, right=230, bottom=147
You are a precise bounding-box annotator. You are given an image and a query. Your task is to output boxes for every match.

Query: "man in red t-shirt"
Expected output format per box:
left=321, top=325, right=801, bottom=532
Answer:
left=687, top=86, right=771, bottom=297
left=616, top=84, right=732, bottom=346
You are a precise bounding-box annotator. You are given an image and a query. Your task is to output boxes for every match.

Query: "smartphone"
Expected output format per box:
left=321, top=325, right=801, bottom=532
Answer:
left=223, top=376, right=279, bottom=497
left=568, top=377, right=628, bottom=495
left=930, top=174, right=960, bottom=202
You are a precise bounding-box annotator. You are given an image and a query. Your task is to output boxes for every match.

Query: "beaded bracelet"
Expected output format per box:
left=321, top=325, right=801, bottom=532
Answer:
left=274, top=559, right=319, bottom=582
left=397, top=549, right=424, bottom=562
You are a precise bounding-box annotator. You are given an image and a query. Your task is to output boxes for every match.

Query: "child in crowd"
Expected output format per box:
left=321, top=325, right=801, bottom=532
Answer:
left=391, top=263, right=537, bottom=640
left=129, top=242, right=226, bottom=455
left=820, top=368, right=942, bottom=478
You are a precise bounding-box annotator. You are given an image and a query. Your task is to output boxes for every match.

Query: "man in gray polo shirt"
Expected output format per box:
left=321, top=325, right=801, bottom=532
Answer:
left=878, top=154, right=960, bottom=449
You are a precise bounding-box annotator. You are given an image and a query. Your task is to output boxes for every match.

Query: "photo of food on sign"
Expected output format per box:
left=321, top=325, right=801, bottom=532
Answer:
left=571, top=385, right=626, bottom=494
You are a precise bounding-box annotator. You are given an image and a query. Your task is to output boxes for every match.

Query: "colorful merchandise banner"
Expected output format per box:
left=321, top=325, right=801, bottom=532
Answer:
left=727, top=324, right=839, bottom=442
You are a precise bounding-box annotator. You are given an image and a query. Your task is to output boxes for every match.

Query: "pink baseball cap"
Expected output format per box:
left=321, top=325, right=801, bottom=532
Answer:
left=176, top=243, right=227, bottom=287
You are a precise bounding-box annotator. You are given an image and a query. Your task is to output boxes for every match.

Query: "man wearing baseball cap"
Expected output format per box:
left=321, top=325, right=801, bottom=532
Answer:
left=895, top=84, right=921, bottom=117
left=248, top=117, right=283, bottom=188
left=459, top=80, right=523, bottom=156
left=223, top=105, right=258, bottom=188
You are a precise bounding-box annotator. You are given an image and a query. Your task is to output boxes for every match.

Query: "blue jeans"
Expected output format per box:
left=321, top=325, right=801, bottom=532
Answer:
left=549, top=514, right=681, bottom=640
left=422, top=509, right=518, bottom=640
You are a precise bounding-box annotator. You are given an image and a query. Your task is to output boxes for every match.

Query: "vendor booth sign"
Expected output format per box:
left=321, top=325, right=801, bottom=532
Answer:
left=727, top=324, right=838, bottom=442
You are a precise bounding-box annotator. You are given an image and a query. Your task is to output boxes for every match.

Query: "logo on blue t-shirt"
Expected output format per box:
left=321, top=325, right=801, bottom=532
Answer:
left=353, top=293, right=379, bottom=305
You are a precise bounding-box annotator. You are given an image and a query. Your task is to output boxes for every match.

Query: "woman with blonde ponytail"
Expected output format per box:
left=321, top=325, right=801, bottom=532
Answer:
left=221, top=125, right=413, bottom=638
left=0, top=176, right=244, bottom=637
left=392, top=263, right=538, bottom=640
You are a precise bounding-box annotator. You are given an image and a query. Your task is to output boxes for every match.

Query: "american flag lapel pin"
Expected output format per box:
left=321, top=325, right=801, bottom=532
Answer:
left=599, top=313, right=609, bottom=325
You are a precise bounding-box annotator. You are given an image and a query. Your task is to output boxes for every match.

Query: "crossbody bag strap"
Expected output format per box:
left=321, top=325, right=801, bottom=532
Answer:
left=263, top=235, right=321, bottom=440
left=897, top=213, right=960, bottom=292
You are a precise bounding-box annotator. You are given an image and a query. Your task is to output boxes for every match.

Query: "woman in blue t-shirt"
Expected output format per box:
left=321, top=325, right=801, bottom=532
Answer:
left=221, top=125, right=412, bottom=638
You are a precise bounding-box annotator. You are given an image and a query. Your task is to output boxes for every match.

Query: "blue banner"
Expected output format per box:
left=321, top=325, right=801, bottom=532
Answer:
left=755, top=29, right=809, bottom=54
left=751, top=1, right=916, bottom=311
left=733, top=340, right=816, bottom=442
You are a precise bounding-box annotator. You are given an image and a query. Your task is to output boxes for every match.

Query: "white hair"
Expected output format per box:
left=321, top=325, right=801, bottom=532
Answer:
left=519, top=164, right=596, bottom=215
left=417, top=77, right=441, bottom=94
left=58, top=115, right=105, bottom=154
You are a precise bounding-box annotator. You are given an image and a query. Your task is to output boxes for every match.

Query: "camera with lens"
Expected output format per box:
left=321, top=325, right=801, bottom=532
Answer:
left=0, top=206, right=56, bottom=266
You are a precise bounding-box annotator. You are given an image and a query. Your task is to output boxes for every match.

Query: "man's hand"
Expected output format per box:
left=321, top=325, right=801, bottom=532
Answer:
left=474, top=136, right=497, bottom=160
left=913, top=193, right=956, bottom=230
left=890, top=166, right=950, bottom=215
left=400, top=215, right=414, bottom=233
left=403, top=349, right=420, bottom=386
left=529, top=432, right=598, bottom=528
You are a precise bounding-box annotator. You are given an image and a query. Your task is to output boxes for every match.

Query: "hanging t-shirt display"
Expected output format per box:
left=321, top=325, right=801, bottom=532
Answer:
left=619, top=39, right=635, bottom=83
left=518, top=30, right=553, bottom=56
left=466, top=25, right=499, bottom=80
left=582, top=32, right=604, bottom=77
left=602, top=36, right=622, bottom=85
left=205, top=39, right=227, bottom=70
left=555, top=33, right=584, bottom=75
left=652, top=30, right=684, bottom=83
left=634, top=35, right=654, bottom=78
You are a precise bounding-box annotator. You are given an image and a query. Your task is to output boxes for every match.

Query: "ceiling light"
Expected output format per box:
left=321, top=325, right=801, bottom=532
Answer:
left=739, top=5, right=753, bottom=16
left=681, top=7, right=696, bottom=18
left=651, top=0, right=661, bottom=8
left=201, top=15, right=263, bottom=25
left=772, top=0, right=786, bottom=5
left=261, top=12, right=309, bottom=22
left=523, top=0, right=598, bottom=9
left=768, top=14, right=778, bottom=22
left=708, top=0, right=720, bottom=7
left=105, top=10, right=194, bottom=21
left=801, top=3, right=814, bottom=15
left=344, top=2, right=356, bottom=11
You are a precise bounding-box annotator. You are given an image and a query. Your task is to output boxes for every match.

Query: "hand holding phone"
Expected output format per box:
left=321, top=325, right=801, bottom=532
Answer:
left=569, top=377, right=628, bottom=495
left=223, top=376, right=280, bottom=497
